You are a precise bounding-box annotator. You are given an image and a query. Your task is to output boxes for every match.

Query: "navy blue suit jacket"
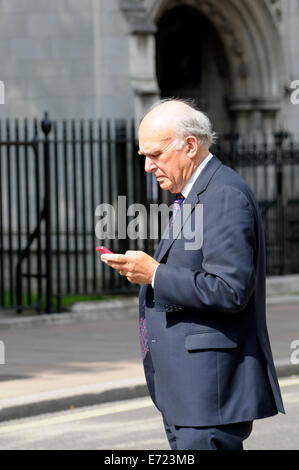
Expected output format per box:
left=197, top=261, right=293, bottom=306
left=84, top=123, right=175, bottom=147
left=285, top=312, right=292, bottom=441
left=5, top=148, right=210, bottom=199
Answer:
left=139, top=155, right=285, bottom=427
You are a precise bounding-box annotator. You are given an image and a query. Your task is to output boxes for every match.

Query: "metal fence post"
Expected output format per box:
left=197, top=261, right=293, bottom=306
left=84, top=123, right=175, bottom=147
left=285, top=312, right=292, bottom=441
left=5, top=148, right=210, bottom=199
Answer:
left=274, top=131, right=289, bottom=275
left=41, top=112, right=53, bottom=313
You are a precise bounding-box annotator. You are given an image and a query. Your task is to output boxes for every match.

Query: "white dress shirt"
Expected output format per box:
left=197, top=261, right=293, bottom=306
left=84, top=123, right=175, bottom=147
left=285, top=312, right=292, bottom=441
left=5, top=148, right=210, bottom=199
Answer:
left=151, top=153, right=213, bottom=288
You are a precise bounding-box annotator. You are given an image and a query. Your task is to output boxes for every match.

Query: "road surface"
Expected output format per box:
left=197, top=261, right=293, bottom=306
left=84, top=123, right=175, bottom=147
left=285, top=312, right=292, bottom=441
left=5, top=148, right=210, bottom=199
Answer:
left=0, top=376, right=298, bottom=450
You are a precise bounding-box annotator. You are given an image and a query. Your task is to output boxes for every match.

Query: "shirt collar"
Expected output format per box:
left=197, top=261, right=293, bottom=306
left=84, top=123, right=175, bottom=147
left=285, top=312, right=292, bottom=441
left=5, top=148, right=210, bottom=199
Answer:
left=181, top=153, right=213, bottom=199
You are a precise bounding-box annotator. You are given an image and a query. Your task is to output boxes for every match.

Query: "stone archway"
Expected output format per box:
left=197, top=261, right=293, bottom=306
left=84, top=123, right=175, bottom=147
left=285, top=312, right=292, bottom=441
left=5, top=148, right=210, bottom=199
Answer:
left=121, top=0, right=284, bottom=141
left=155, top=4, right=231, bottom=137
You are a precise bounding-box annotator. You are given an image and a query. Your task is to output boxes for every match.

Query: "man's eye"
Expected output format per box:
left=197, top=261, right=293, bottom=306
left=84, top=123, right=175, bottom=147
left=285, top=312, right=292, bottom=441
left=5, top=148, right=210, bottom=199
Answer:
left=138, top=153, right=159, bottom=159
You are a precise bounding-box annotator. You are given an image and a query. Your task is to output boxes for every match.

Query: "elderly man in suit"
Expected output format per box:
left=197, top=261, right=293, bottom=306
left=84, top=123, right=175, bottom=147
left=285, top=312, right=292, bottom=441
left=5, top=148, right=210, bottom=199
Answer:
left=101, top=99, right=285, bottom=450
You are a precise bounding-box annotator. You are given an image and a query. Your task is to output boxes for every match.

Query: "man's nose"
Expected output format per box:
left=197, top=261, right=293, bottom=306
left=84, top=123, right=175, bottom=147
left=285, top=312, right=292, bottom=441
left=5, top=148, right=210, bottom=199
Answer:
left=144, top=157, right=157, bottom=173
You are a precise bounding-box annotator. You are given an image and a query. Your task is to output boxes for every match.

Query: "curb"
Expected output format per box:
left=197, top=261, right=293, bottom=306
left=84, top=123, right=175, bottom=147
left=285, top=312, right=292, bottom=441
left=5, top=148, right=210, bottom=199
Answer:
left=0, top=363, right=298, bottom=424
left=0, top=294, right=298, bottom=330
left=0, top=291, right=298, bottom=423
left=266, top=274, right=299, bottom=297
left=266, top=295, right=299, bottom=305
left=0, top=378, right=148, bottom=424
left=0, top=297, right=140, bottom=330
left=274, top=360, right=299, bottom=378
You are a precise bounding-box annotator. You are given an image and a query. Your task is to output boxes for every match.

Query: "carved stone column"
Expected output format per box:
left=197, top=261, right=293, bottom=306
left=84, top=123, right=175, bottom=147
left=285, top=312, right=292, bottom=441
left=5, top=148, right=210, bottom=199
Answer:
left=259, top=98, right=281, bottom=144
left=120, top=0, right=160, bottom=124
left=228, top=96, right=280, bottom=143
left=128, top=32, right=160, bottom=124
left=262, top=111, right=278, bottom=144
left=227, top=98, right=252, bottom=142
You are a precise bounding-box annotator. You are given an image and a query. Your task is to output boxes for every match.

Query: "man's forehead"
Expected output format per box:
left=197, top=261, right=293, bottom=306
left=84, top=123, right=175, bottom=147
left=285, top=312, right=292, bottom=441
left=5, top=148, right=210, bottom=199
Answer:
left=138, top=134, right=173, bottom=154
left=138, top=107, right=178, bottom=153
left=139, top=108, right=176, bottom=132
left=139, top=119, right=174, bottom=141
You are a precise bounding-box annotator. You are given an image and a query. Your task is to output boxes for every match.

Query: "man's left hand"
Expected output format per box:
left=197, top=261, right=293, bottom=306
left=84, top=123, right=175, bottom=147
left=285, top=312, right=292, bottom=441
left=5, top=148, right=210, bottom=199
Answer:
left=100, top=251, right=159, bottom=285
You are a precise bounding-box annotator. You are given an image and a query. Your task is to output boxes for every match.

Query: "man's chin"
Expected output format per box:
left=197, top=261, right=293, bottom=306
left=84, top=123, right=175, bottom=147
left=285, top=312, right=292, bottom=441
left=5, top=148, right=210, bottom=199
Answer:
left=157, top=179, right=172, bottom=191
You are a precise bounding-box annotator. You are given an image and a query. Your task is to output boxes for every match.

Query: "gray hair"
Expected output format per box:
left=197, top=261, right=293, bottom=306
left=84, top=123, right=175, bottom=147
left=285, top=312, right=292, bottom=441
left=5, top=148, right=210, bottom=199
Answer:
left=148, top=98, right=217, bottom=149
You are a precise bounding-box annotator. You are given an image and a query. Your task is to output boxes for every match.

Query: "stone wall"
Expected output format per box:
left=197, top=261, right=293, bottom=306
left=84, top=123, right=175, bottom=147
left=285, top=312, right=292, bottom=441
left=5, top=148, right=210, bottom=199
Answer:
left=0, top=0, right=298, bottom=135
left=279, top=0, right=299, bottom=138
left=0, top=0, right=134, bottom=121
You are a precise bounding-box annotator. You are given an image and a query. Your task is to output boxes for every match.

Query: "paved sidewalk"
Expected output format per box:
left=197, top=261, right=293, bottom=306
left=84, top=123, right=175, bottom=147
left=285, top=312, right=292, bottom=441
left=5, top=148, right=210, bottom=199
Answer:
left=0, top=296, right=298, bottom=422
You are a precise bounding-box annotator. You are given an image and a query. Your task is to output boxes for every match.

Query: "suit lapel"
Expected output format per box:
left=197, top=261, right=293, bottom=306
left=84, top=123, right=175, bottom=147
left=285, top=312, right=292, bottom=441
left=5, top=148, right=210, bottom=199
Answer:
left=156, top=156, right=222, bottom=263
left=154, top=238, right=164, bottom=260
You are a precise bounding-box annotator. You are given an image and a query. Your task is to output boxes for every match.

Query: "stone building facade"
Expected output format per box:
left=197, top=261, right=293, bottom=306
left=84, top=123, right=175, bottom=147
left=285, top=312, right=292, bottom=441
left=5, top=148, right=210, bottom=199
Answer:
left=0, top=0, right=299, bottom=141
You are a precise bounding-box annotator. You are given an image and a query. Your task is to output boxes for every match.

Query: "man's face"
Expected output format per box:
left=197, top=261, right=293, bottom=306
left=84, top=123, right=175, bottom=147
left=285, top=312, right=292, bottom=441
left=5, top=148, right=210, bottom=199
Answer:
left=138, top=123, right=190, bottom=194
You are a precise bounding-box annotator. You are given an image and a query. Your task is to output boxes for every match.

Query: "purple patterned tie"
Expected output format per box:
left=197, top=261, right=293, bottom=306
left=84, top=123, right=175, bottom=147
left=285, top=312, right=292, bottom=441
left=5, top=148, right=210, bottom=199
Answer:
left=139, top=300, right=149, bottom=361
left=139, top=193, right=185, bottom=361
left=169, top=192, right=185, bottom=231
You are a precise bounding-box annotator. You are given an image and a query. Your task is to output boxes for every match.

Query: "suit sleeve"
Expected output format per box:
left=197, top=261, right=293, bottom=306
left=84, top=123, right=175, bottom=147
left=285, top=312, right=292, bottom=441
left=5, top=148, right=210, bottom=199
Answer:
left=154, top=186, right=257, bottom=313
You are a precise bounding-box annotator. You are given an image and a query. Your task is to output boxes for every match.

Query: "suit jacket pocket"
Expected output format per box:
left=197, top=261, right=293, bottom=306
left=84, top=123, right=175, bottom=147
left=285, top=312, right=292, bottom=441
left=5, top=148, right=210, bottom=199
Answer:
left=185, top=331, right=238, bottom=351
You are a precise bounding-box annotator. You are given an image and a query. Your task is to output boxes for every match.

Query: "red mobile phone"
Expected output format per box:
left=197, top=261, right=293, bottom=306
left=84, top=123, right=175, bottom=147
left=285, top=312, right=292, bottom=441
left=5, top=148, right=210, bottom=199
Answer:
left=96, top=246, right=114, bottom=255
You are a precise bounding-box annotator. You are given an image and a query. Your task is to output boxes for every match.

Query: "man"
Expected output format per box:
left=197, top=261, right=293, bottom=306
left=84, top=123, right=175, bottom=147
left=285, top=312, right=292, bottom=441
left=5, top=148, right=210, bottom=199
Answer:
left=101, top=99, right=285, bottom=450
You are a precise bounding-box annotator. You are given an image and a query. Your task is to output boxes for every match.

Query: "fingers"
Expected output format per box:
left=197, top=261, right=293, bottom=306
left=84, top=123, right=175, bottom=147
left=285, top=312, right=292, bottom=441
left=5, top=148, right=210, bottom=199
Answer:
left=100, top=254, right=126, bottom=267
left=100, top=254, right=126, bottom=263
left=125, top=250, right=139, bottom=256
left=99, top=251, right=148, bottom=283
left=100, top=253, right=128, bottom=276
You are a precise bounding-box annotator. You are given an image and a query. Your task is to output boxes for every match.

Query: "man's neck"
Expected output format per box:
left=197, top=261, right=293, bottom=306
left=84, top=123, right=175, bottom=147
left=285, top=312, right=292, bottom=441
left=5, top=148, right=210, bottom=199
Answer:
left=181, top=153, right=213, bottom=198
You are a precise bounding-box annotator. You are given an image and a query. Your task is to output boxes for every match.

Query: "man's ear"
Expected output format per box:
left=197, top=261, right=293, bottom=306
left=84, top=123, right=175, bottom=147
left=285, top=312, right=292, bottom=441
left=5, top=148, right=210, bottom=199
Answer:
left=185, top=136, right=199, bottom=158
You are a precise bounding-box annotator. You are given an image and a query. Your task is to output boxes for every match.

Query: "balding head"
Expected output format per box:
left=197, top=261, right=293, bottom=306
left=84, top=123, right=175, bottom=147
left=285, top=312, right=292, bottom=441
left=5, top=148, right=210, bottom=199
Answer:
left=140, top=100, right=192, bottom=136
left=139, top=99, right=216, bottom=151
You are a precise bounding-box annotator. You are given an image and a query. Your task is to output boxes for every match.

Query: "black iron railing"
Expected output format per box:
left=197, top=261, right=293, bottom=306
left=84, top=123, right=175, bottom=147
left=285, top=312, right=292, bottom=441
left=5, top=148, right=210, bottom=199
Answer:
left=0, top=114, right=299, bottom=314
